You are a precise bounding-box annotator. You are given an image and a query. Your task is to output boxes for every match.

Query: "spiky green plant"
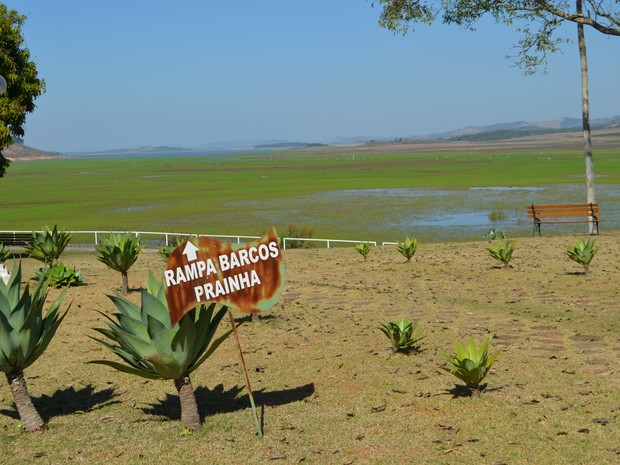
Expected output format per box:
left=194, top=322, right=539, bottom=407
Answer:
left=379, top=318, right=425, bottom=353
left=567, top=239, right=598, bottom=274
left=483, top=228, right=506, bottom=241
left=158, top=238, right=185, bottom=261
left=396, top=236, right=418, bottom=263
left=355, top=242, right=371, bottom=261
left=25, top=225, right=72, bottom=266
left=0, top=263, right=67, bottom=431
left=487, top=240, right=515, bottom=268
left=95, top=233, right=143, bottom=293
left=33, top=262, right=84, bottom=288
left=90, top=274, right=233, bottom=430
left=441, top=337, right=501, bottom=397
left=0, top=243, right=10, bottom=263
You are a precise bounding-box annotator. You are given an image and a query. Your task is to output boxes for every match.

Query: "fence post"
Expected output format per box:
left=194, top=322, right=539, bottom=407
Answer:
left=283, top=238, right=287, bottom=250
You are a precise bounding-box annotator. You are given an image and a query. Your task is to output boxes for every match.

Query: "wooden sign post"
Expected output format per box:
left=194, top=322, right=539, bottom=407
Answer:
left=163, top=227, right=285, bottom=436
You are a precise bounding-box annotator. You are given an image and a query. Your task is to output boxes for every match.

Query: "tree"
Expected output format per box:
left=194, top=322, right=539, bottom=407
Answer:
left=373, top=0, right=619, bottom=233
left=0, top=4, right=45, bottom=177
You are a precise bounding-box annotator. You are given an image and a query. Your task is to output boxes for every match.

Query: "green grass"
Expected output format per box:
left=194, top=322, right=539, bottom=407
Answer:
left=1, top=149, right=619, bottom=242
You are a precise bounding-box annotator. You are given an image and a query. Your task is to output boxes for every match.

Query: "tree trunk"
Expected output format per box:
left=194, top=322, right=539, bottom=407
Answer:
left=6, top=370, right=46, bottom=432
left=577, top=0, right=597, bottom=234
left=470, top=386, right=481, bottom=398
left=121, top=271, right=129, bottom=294
left=174, top=375, right=201, bottom=430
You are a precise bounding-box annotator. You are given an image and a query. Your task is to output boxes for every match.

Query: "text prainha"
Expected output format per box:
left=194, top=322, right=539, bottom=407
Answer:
left=165, top=241, right=279, bottom=302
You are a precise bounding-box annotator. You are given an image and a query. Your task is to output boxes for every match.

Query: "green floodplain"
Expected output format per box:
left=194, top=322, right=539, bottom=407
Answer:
left=1, top=148, right=619, bottom=243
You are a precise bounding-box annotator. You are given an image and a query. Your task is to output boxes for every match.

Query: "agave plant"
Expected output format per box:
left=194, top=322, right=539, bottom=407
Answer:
left=34, top=262, right=84, bottom=288
left=567, top=239, right=598, bottom=274
left=95, top=233, right=143, bottom=293
left=379, top=318, right=425, bottom=353
left=0, top=242, right=10, bottom=263
left=25, top=225, right=72, bottom=266
left=396, top=236, right=418, bottom=263
left=355, top=242, right=371, bottom=261
left=90, top=274, right=232, bottom=430
left=158, top=238, right=185, bottom=261
left=483, top=228, right=506, bottom=241
left=441, top=337, right=501, bottom=398
left=0, top=263, right=68, bottom=431
left=487, top=240, right=515, bottom=268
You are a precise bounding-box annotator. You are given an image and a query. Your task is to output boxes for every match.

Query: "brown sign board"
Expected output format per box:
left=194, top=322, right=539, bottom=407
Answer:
left=164, top=228, right=285, bottom=326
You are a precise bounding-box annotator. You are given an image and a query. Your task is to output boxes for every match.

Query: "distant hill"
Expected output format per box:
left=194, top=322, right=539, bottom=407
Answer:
left=425, top=116, right=620, bottom=141
left=2, top=142, right=63, bottom=160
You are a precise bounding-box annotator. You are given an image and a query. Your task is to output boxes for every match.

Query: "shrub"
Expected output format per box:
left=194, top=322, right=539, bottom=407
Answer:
left=25, top=225, right=72, bottom=266
left=34, top=262, right=84, bottom=288
left=488, top=240, right=515, bottom=268
left=441, top=337, right=501, bottom=397
left=396, top=236, right=418, bottom=262
left=355, top=242, right=371, bottom=261
left=379, top=318, right=425, bottom=353
left=567, top=239, right=598, bottom=274
left=280, top=224, right=313, bottom=249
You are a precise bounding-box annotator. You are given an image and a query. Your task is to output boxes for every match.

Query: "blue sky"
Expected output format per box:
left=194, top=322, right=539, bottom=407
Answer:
left=4, top=0, right=619, bottom=153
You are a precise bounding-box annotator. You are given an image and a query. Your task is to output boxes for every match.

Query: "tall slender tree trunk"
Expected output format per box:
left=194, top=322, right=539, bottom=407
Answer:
left=6, top=370, right=46, bottom=432
left=174, top=375, right=201, bottom=430
left=577, top=0, right=597, bottom=234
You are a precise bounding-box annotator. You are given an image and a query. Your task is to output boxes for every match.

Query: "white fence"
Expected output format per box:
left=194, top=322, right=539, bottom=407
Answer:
left=0, top=230, right=383, bottom=250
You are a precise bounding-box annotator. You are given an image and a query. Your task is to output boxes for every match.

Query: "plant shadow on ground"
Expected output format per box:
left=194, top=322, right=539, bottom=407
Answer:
left=444, top=383, right=488, bottom=399
left=142, top=383, right=315, bottom=422
left=0, top=384, right=119, bottom=422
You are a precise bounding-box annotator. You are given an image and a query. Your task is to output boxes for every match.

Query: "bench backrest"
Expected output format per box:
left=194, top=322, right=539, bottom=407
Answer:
left=527, top=203, right=600, bottom=219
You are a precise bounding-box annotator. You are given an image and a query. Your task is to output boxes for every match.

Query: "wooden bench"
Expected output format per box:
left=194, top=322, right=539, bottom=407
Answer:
left=527, top=203, right=601, bottom=236
left=0, top=232, right=32, bottom=247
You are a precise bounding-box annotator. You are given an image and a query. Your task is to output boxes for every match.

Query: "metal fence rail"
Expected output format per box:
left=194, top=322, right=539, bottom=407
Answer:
left=0, top=230, right=384, bottom=250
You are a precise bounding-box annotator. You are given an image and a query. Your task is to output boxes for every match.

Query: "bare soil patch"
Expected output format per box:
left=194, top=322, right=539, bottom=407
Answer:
left=1, top=232, right=619, bottom=464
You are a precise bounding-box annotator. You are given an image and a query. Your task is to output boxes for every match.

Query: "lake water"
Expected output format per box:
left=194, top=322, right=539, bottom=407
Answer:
left=227, top=183, right=619, bottom=242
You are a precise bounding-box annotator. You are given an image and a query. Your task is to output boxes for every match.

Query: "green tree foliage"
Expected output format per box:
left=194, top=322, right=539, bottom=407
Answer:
left=0, top=5, right=45, bottom=177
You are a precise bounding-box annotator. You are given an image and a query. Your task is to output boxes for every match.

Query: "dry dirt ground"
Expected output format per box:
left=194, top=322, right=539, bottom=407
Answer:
left=1, top=232, right=619, bottom=464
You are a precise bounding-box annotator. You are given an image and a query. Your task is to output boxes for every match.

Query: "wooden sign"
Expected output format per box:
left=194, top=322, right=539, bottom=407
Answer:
left=164, top=228, right=285, bottom=326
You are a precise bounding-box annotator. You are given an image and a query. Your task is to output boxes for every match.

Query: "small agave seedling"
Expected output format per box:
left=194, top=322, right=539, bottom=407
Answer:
left=567, top=239, right=598, bottom=274
left=90, top=274, right=232, bottom=430
left=34, top=262, right=84, bottom=288
left=396, top=236, right=418, bottom=263
left=0, top=263, right=68, bottom=431
left=355, top=242, right=371, bottom=261
left=379, top=318, right=425, bottom=353
left=25, top=225, right=72, bottom=266
left=487, top=240, right=515, bottom=268
left=483, top=228, right=506, bottom=241
left=95, top=233, right=143, bottom=293
left=442, top=337, right=501, bottom=398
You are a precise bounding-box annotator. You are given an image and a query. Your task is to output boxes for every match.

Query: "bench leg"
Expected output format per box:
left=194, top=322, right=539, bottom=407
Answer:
left=532, top=221, right=541, bottom=237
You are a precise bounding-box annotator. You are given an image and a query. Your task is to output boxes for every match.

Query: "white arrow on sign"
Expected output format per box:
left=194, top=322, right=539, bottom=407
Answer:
left=182, top=241, right=200, bottom=261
